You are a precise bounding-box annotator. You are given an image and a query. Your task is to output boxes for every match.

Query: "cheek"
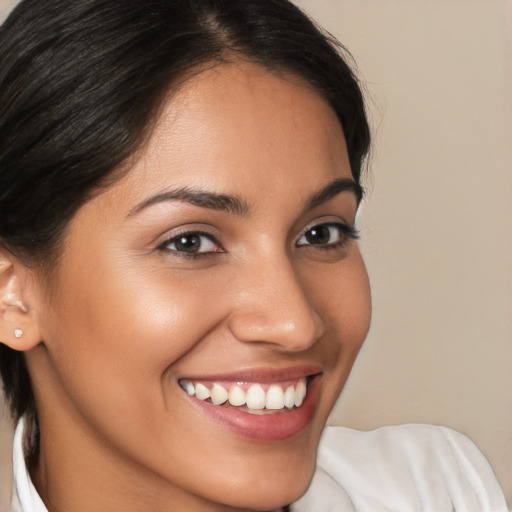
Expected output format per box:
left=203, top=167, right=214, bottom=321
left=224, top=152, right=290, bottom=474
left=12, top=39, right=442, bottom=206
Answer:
left=301, top=249, right=371, bottom=388
left=39, top=260, right=229, bottom=421
left=337, top=253, right=372, bottom=346
left=304, top=248, right=371, bottom=346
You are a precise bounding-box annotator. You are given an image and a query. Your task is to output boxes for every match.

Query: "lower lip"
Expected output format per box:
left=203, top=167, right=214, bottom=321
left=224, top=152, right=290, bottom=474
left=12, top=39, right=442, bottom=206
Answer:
left=185, top=377, right=321, bottom=441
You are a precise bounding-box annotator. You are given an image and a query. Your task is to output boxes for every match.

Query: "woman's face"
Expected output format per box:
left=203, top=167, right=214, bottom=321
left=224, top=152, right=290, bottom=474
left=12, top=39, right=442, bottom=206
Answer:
left=28, top=62, right=371, bottom=511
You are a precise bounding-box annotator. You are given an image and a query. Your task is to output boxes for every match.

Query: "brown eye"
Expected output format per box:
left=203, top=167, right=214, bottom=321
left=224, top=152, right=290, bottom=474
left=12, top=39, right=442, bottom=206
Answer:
left=174, top=234, right=202, bottom=252
left=304, top=225, right=332, bottom=245
left=161, top=232, right=221, bottom=254
left=296, top=222, right=359, bottom=248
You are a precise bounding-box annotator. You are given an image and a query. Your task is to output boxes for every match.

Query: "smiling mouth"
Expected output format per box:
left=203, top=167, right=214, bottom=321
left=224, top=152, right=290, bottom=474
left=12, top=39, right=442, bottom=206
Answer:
left=179, top=377, right=311, bottom=414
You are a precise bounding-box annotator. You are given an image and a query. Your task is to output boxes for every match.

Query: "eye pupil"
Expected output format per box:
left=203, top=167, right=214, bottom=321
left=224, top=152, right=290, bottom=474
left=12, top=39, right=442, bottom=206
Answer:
left=305, top=225, right=330, bottom=245
left=175, top=235, right=201, bottom=252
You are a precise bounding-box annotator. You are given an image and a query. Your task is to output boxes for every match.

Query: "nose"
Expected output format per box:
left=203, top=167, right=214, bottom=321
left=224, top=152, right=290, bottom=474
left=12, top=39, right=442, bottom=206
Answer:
left=227, top=255, right=325, bottom=351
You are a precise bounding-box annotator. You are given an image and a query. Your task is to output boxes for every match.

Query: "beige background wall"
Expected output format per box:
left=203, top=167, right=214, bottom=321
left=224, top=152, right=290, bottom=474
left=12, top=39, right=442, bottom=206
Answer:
left=1, top=0, right=511, bottom=508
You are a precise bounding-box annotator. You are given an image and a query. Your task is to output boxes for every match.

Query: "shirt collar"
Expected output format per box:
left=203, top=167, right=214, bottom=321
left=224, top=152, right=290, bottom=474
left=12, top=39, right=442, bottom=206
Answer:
left=10, top=418, right=48, bottom=512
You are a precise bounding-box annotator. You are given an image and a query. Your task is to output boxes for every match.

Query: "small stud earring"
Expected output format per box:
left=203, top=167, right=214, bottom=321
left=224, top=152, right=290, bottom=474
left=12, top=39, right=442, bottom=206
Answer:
left=13, top=328, right=23, bottom=338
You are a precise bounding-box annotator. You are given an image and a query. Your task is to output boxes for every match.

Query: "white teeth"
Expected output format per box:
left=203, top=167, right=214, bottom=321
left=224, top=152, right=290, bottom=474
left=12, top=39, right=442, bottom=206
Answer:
left=180, top=377, right=309, bottom=411
left=284, top=385, right=295, bottom=409
left=183, top=380, right=195, bottom=396
left=294, top=379, right=307, bottom=407
left=195, top=383, right=211, bottom=400
left=228, top=385, right=246, bottom=406
left=246, top=384, right=266, bottom=410
left=266, top=385, right=284, bottom=410
left=210, top=383, right=228, bottom=405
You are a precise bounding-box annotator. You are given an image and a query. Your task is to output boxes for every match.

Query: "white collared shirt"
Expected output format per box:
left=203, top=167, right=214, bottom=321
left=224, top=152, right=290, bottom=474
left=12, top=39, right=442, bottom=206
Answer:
left=9, top=420, right=507, bottom=512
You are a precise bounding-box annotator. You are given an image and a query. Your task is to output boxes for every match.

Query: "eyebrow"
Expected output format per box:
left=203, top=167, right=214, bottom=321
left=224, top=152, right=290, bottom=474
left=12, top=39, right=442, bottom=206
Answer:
left=127, top=187, right=250, bottom=217
left=128, top=177, right=363, bottom=218
left=305, top=178, right=364, bottom=211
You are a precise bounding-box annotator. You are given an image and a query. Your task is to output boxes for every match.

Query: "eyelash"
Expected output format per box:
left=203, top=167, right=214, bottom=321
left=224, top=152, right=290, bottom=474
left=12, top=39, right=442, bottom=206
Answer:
left=296, top=222, right=360, bottom=250
left=157, top=230, right=223, bottom=259
left=158, top=222, right=359, bottom=259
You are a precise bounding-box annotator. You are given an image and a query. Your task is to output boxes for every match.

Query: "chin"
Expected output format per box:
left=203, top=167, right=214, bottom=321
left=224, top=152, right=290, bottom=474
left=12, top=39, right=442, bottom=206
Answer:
left=222, top=466, right=315, bottom=511
left=207, top=438, right=318, bottom=510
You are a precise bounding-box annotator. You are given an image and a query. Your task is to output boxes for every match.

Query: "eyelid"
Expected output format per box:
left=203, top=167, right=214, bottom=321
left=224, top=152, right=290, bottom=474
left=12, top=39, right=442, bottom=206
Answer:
left=157, top=229, right=224, bottom=256
left=295, top=219, right=360, bottom=247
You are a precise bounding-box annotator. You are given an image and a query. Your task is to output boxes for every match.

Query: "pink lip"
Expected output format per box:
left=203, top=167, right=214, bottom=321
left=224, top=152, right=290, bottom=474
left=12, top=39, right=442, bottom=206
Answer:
left=178, top=364, right=322, bottom=384
left=180, top=365, right=322, bottom=441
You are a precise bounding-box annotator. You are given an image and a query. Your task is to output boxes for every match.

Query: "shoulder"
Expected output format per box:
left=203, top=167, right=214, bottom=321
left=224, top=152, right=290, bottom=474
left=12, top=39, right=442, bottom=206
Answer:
left=293, top=424, right=507, bottom=512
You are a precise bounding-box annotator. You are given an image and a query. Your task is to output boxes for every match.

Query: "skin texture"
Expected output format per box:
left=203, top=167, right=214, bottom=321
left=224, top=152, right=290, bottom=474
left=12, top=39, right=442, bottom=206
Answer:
left=9, top=62, right=371, bottom=511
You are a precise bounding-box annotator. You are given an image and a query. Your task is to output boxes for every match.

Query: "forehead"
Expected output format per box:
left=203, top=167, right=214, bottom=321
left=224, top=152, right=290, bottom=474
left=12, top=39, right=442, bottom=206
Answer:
left=101, top=61, right=353, bottom=215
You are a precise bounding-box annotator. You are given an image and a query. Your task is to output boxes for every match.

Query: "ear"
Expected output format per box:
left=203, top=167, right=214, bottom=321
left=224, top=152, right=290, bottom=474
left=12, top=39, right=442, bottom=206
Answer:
left=0, top=248, right=42, bottom=351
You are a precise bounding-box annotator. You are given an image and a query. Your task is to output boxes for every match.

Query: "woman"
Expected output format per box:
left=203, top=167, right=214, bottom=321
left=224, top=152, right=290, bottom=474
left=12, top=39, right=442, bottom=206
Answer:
left=0, top=0, right=507, bottom=511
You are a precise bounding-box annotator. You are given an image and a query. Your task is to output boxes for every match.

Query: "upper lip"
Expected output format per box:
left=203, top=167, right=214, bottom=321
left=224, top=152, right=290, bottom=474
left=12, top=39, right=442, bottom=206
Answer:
left=178, top=364, right=322, bottom=383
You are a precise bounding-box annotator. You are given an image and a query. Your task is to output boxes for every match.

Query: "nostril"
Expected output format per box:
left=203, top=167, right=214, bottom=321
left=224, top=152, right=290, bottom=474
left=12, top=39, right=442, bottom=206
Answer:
left=227, top=306, right=324, bottom=351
